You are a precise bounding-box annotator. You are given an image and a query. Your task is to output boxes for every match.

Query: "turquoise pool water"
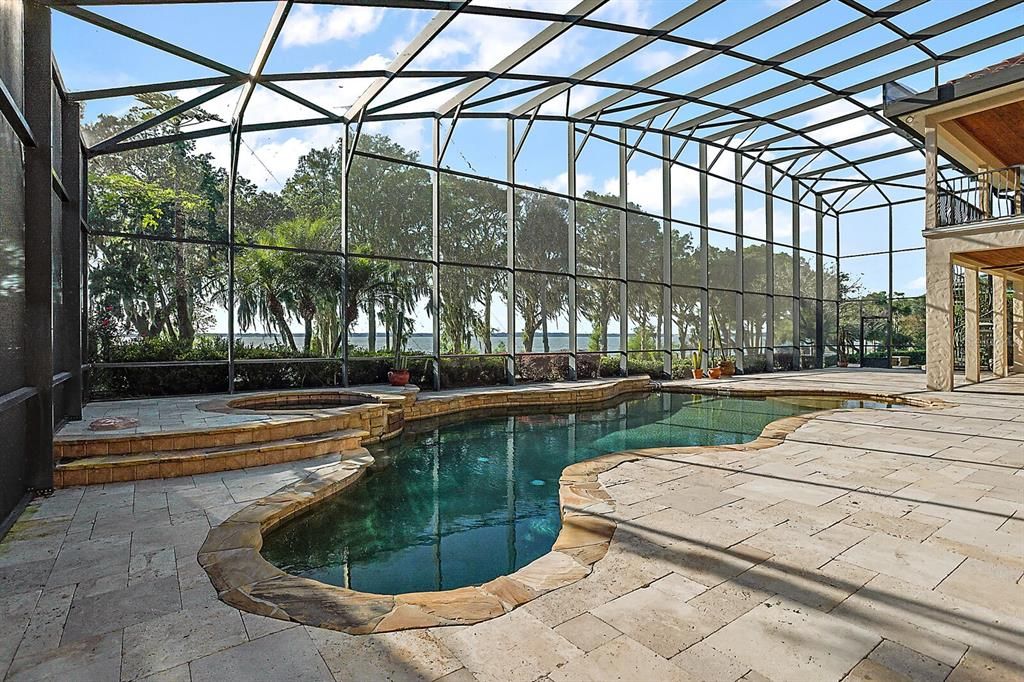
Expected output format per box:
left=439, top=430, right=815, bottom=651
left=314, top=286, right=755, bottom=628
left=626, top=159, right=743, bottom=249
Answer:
left=261, top=392, right=891, bottom=595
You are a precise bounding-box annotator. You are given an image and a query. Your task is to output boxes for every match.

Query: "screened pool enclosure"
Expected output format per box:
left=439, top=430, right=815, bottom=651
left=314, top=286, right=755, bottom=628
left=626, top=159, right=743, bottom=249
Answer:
left=3, top=0, right=1023, bottom=512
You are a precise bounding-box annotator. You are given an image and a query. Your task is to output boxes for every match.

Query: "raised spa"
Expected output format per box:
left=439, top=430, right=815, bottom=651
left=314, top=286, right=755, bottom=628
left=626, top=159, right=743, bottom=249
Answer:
left=261, top=392, right=893, bottom=595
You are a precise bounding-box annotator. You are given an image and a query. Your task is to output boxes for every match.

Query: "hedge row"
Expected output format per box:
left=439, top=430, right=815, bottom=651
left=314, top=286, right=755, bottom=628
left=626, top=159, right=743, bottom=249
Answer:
left=88, top=337, right=809, bottom=399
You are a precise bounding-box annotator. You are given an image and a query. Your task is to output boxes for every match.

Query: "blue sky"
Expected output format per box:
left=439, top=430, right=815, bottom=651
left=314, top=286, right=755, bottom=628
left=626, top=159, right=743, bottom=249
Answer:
left=54, top=0, right=1024, bottom=313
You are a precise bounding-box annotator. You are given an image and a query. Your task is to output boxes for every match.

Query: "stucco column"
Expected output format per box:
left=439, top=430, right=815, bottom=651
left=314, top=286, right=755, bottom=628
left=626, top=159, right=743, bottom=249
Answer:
left=964, top=268, right=980, bottom=383
left=992, top=275, right=1007, bottom=377
left=1014, top=282, right=1024, bottom=372
left=925, top=242, right=954, bottom=391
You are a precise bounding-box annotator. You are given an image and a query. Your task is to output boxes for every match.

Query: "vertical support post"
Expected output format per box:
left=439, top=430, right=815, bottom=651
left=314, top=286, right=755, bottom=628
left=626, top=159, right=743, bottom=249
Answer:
left=699, top=143, right=709, bottom=372
left=506, top=120, right=516, bottom=385
left=1014, top=167, right=1023, bottom=217
left=886, top=203, right=894, bottom=368
left=227, top=126, right=239, bottom=393
left=791, top=178, right=801, bottom=369
left=61, top=99, right=82, bottom=420
left=340, top=124, right=350, bottom=386
left=1013, top=281, right=1024, bottom=372
left=734, top=154, right=744, bottom=372
left=978, top=165, right=991, bottom=218
left=924, top=125, right=938, bottom=232
left=925, top=251, right=954, bottom=391
left=81, top=155, right=89, bottom=400
left=815, top=194, right=824, bottom=368
left=618, top=128, right=628, bottom=375
left=993, top=275, right=1007, bottom=377
left=924, top=125, right=952, bottom=390
left=764, top=165, right=774, bottom=370
left=661, top=134, right=672, bottom=377
left=964, top=267, right=980, bottom=384
left=431, top=119, right=442, bottom=391
left=24, top=1, right=54, bottom=490
left=567, top=122, right=577, bottom=380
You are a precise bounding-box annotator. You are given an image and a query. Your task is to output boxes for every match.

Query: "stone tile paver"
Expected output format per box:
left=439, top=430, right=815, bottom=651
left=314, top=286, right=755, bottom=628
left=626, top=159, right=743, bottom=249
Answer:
left=120, top=603, right=247, bottom=680
left=700, top=596, right=881, bottom=680
left=551, top=613, right=621, bottom=653
left=62, top=575, right=182, bottom=644
left=0, top=370, right=1021, bottom=681
left=432, top=610, right=581, bottom=682
left=589, top=584, right=720, bottom=658
left=839, top=532, right=966, bottom=589
left=548, top=636, right=694, bottom=682
left=308, top=628, right=462, bottom=682
left=188, top=627, right=333, bottom=681
left=864, top=639, right=952, bottom=682
left=5, top=631, right=122, bottom=682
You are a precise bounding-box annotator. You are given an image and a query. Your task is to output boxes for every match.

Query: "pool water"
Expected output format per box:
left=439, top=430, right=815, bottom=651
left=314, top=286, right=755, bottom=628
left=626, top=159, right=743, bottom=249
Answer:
left=261, top=392, right=891, bottom=595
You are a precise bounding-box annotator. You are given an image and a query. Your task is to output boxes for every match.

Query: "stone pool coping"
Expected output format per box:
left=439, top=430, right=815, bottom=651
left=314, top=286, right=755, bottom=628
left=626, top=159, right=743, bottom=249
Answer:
left=199, top=385, right=950, bottom=634
left=53, top=379, right=656, bottom=485
left=53, top=377, right=649, bottom=466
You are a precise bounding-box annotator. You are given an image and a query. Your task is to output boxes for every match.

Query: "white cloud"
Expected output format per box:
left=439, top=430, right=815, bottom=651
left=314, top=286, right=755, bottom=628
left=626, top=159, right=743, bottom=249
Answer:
left=611, top=167, right=662, bottom=214
left=903, top=275, right=926, bottom=296
left=670, top=164, right=701, bottom=208
left=591, top=0, right=649, bottom=26
left=415, top=36, right=474, bottom=65
left=282, top=5, right=385, bottom=47
left=798, top=95, right=892, bottom=155
left=631, top=43, right=702, bottom=74
left=408, top=9, right=585, bottom=73
left=539, top=171, right=597, bottom=195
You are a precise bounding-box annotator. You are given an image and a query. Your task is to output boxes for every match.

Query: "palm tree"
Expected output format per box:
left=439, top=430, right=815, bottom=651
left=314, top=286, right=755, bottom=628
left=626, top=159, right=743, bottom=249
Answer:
left=337, top=254, right=414, bottom=357
left=235, top=245, right=297, bottom=350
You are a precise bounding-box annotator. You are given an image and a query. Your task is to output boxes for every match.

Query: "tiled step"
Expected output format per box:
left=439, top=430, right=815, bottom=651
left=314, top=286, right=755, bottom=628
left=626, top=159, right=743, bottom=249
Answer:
left=54, top=408, right=385, bottom=460
left=55, top=428, right=369, bottom=486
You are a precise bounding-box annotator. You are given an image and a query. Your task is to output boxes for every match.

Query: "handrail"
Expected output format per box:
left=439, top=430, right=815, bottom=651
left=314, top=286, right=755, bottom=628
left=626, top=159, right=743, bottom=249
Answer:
left=0, top=387, right=39, bottom=416
left=935, top=164, right=1024, bottom=228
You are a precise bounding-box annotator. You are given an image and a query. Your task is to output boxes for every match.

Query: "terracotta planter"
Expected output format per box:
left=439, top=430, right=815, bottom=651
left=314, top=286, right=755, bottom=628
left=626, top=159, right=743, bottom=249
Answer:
left=693, top=368, right=704, bottom=379
left=838, top=361, right=848, bottom=368
left=720, top=360, right=736, bottom=377
left=387, top=369, right=410, bottom=386
left=708, top=367, right=722, bottom=380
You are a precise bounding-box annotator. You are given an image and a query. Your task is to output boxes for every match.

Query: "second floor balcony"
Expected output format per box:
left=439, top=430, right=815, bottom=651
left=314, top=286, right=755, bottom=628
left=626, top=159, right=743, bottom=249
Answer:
left=936, top=165, right=1024, bottom=229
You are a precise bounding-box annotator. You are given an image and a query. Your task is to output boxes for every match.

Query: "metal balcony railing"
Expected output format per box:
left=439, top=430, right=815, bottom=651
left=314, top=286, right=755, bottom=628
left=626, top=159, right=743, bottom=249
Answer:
left=936, top=165, right=1024, bottom=228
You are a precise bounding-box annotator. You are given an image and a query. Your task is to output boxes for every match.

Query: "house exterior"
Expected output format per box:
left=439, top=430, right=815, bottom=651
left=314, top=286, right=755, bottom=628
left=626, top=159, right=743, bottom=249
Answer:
left=885, top=55, right=1024, bottom=391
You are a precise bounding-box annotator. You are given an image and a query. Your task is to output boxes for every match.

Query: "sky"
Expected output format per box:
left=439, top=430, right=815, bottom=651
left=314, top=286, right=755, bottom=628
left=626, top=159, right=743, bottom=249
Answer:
left=51, top=0, right=1024, bottom=327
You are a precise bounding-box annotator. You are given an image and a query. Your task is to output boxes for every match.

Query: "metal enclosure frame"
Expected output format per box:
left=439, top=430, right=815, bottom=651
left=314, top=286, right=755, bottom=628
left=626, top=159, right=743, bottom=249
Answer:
left=2, top=0, right=1015, bottom=509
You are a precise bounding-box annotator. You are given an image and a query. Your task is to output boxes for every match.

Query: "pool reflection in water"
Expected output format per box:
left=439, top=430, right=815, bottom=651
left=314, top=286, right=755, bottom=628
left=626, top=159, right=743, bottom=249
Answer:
left=261, top=392, right=891, bottom=595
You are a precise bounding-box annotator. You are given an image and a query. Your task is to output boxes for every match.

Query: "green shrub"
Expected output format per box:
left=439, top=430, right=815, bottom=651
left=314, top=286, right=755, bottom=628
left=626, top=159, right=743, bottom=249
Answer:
left=742, top=354, right=770, bottom=375
left=599, top=355, right=623, bottom=377
left=626, top=357, right=669, bottom=379
left=440, top=356, right=506, bottom=388
left=670, top=357, right=693, bottom=379
left=517, top=354, right=571, bottom=382
left=774, top=349, right=797, bottom=372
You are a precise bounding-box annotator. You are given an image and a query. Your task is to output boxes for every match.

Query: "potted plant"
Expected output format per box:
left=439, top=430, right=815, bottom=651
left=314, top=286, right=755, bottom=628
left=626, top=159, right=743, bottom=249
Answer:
left=708, top=311, right=724, bottom=379
left=719, top=354, right=736, bottom=377
left=837, top=328, right=850, bottom=368
left=388, top=311, right=411, bottom=386
left=692, top=342, right=704, bottom=379
left=388, top=349, right=410, bottom=386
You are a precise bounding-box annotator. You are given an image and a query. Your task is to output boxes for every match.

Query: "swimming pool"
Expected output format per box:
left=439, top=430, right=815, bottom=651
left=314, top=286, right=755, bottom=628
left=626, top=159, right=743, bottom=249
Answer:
left=261, top=392, right=891, bottom=595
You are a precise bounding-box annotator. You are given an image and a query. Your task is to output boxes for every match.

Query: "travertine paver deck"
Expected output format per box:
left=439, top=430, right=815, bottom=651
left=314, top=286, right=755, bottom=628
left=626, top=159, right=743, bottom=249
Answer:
left=2, top=369, right=1022, bottom=681
left=56, top=379, right=622, bottom=439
